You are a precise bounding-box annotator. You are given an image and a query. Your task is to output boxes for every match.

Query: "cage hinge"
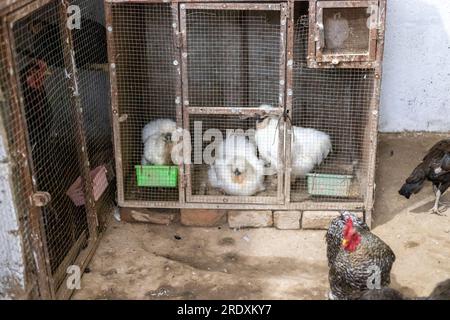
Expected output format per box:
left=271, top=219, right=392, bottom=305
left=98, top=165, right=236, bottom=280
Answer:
left=30, top=192, right=52, bottom=207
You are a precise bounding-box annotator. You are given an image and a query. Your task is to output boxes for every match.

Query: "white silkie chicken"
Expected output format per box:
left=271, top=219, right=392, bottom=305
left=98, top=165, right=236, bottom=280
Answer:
left=141, top=118, right=177, bottom=165
left=208, top=134, right=266, bottom=196
left=255, top=104, right=332, bottom=178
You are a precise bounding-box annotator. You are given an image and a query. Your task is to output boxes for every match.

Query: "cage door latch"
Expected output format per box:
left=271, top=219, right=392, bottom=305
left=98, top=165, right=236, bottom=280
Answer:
left=30, top=192, right=52, bottom=207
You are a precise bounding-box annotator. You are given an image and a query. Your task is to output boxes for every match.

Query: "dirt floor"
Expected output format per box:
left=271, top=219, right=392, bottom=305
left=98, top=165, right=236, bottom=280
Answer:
left=73, top=133, right=450, bottom=300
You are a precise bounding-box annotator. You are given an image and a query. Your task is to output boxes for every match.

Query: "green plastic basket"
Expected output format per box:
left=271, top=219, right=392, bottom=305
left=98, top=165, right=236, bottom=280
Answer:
left=306, top=173, right=353, bottom=197
left=135, top=165, right=178, bottom=188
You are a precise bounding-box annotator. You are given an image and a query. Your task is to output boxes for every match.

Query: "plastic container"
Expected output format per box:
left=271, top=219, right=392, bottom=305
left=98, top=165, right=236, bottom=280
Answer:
left=66, top=165, right=109, bottom=206
left=306, top=173, right=353, bottom=197
left=135, top=165, right=178, bottom=188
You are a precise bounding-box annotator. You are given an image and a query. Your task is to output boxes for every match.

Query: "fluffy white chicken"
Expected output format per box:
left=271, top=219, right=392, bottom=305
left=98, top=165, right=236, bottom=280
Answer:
left=255, top=104, right=332, bottom=178
left=141, top=118, right=177, bottom=165
left=208, top=134, right=266, bottom=196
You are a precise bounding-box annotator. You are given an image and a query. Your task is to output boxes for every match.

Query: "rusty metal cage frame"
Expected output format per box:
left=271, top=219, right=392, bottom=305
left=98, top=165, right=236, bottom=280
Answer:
left=0, top=0, right=386, bottom=299
left=0, top=0, right=114, bottom=299
left=180, top=2, right=288, bottom=205
left=106, top=0, right=386, bottom=226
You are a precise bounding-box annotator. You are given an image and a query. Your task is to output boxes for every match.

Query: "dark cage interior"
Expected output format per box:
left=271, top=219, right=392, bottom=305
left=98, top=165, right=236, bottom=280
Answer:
left=0, top=0, right=114, bottom=298
left=185, top=8, right=282, bottom=109
left=322, top=7, right=371, bottom=56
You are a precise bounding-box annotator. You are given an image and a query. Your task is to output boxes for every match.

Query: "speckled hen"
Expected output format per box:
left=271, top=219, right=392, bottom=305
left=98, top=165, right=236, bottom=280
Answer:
left=326, top=212, right=396, bottom=300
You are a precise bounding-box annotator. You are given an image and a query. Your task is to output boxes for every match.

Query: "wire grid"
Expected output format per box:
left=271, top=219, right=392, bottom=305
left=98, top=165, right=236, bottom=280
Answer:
left=11, top=0, right=90, bottom=288
left=291, top=13, right=374, bottom=202
left=186, top=9, right=281, bottom=109
left=69, top=0, right=114, bottom=228
left=110, top=3, right=178, bottom=202
left=189, top=115, right=279, bottom=198
left=322, top=7, right=371, bottom=56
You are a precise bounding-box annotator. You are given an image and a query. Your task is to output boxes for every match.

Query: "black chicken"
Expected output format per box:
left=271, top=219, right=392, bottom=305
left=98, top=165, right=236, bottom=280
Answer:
left=326, top=212, right=396, bottom=300
left=399, top=139, right=450, bottom=215
left=28, top=17, right=108, bottom=69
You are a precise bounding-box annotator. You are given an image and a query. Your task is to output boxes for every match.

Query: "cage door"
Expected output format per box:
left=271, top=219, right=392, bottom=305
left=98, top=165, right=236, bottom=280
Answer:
left=180, top=3, right=287, bottom=205
left=308, top=0, right=380, bottom=68
left=5, top=0, right=100, bottom=298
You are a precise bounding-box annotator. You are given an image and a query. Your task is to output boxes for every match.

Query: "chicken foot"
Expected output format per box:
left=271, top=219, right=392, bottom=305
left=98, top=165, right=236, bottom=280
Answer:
left=430, top=189, right=447, bottom=215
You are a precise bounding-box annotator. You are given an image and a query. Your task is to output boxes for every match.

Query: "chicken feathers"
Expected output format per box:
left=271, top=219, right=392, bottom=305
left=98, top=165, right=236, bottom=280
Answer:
left=399, top=139, right=450, bottom=214
left=208, top=134, right=265, bottom=196
left=326, top=212, right=395, bottom=300
left=141, top=119, right=177, bottom=165
left=255, top=104, right=332, bottom=178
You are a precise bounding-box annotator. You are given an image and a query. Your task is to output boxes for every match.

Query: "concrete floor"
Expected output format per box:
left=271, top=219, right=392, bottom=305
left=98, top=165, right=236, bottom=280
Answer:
left=74, top=133, right=450, bottom=300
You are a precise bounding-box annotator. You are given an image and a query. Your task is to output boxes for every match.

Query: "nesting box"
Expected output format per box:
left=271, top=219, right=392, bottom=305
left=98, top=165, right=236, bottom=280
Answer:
left=106, top=0, right=386, bottom=221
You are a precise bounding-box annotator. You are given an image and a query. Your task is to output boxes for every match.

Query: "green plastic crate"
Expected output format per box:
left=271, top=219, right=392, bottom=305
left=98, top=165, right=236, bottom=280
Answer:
left=306, top=173, right=353, bottom=197
left=135, top=165, right=178, bottom=188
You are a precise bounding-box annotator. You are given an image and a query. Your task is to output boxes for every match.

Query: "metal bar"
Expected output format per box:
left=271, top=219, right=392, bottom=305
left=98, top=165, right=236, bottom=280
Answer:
left=179, top=3, right=192, bottom=202
left=188, top=107, right=283, bottom=116
left=187, top=192, right=280, bottom=204
left=119, top=199, right=365, bottom=211
left=104, top=0, right=288, bottom=3
left=315, top=0, right=323, bottom=61
left=105, top=0, right=172, bottom=3
left=284, top=0, right=294, bottom=205
left=317, top=0, right=378, bottom=9
left=172, top=2, right=185, bottom=204
left=364, top=0, right=386, bottom=227
left=55, top=230, right=102, bottom=299
left=277, top=3, right=288, bottom=204
left=3, top=0, right=55, bottom=299
left=0, top=0, right=37, bottom=16
left=182, top=3, right=281, bottom=10
left=104, top=1, right=125, bottom=204
left=60, top=0, right=98, bottom=238
left=307, top=0, right=316, bottom=68
left=51, top=231, right=87, bottom=295
left=2, top=0, right=51, bottom=21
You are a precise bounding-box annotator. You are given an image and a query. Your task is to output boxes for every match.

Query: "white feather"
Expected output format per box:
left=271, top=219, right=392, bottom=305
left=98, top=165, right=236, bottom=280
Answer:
left=255, top=105, right=332, bottom=178
left=208, top=134, right=266, bottom=196
left=141, top=118, right=177, bottom=165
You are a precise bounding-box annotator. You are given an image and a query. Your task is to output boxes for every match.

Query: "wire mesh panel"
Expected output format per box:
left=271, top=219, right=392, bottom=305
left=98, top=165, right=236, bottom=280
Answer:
left=69, top=0, right=114, bottom=229
left=289, top=7, right=374, bottom=204
left=108, top=2, right=180, bottom=205
left=184, top=5, right=283, bottom=109
left=0, top=18, right=42, bottom=299
left=181, top=3, right=287, bottom=204
left=7, top=0, right=90, bottom=292
left=187, top=114, right=281, bottom=204
left=0, top=0, right=113, bottom=298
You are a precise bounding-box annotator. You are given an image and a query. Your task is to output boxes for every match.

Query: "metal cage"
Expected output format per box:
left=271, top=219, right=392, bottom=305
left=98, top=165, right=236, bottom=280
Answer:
left=0, top=0, right=386, bottom=299
left=0, top=0, right=114, bottom=299
left=107, top=0, right=386, bottom=223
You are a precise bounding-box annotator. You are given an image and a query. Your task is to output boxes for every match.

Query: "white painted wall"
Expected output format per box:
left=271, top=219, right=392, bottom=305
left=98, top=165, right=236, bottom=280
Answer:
left=380, top=0, right=450, bottom=132
left=0, top=113, right=26, bottom=299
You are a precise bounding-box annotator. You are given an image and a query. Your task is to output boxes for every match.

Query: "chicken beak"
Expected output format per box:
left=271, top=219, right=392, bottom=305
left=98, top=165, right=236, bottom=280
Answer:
left=342, top=239, right=349, bottom=247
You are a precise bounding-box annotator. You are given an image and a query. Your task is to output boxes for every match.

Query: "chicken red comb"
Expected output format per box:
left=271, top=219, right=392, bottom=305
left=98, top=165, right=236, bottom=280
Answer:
left=343, top=217, right=354, bottom=237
